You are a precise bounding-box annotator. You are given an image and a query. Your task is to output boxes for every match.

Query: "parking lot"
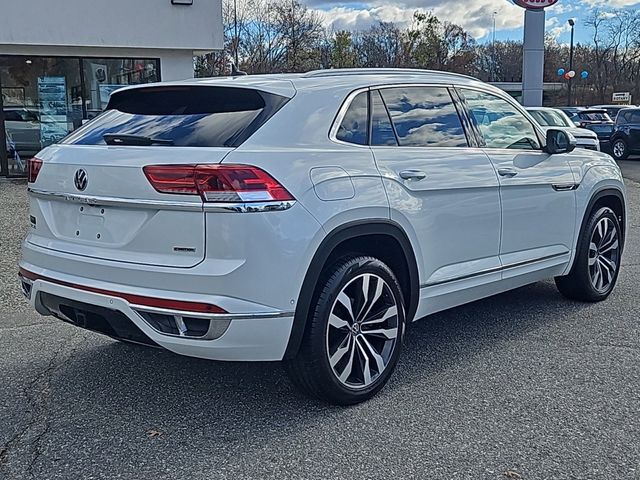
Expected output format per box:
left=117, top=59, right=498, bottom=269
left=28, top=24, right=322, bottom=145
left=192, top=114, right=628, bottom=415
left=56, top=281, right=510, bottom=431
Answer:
left=1, top=161, right=639, bottom=480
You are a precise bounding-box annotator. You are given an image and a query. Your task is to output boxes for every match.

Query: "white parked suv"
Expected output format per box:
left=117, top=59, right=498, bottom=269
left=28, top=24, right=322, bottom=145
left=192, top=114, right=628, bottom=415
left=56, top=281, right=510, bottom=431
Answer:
left=20, top=69, right=626, bottom=404
left=526, top=107, right=601, bottom=151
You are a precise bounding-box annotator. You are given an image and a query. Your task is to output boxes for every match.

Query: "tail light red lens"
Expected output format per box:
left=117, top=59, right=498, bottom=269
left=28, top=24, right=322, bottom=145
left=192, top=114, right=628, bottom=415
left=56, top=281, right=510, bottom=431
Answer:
left=27, top=157, right=43, bottom=183
left=143, top=164, right=294, bottom=203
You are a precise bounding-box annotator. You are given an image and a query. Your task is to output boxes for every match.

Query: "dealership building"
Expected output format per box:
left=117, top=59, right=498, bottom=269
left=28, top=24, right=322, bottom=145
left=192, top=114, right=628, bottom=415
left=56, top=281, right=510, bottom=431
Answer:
left=0, top=0, right=223, bottom=176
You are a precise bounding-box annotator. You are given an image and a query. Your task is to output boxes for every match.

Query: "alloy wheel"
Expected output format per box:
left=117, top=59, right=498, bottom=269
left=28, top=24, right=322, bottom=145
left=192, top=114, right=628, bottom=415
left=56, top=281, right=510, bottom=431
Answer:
left=613, top=140, right=626, bottom=159
left=326, top=273, right=400, bottom=389
left=588, top=216, right=620, bottom=293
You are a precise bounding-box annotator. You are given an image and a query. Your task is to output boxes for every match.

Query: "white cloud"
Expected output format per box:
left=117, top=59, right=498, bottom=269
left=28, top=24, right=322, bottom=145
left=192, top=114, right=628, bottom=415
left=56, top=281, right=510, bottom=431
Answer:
left=581, top=0, right=640, bottom=6
left=312, top=0, right=527, bottom=39
left=309, top=0, right=640, bottom=41
left=546, top=16, right=571, bottom=39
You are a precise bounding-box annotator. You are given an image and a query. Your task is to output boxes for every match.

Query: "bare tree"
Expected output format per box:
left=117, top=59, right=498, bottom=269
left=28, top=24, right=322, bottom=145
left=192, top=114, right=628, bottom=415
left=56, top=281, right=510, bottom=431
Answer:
left=195, top=0, right=640, bottom=107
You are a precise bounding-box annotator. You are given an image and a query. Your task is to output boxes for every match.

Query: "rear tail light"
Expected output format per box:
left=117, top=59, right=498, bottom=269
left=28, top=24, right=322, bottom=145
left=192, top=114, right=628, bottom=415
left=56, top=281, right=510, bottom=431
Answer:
left=143, top=164, right=294, bottom=203
left=27, top=157, right=43, bottom=183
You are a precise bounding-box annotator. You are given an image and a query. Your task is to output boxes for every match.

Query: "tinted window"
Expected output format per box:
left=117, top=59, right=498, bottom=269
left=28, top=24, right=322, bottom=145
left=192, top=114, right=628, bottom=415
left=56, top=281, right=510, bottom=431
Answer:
left=371, top=90, right=397, bottom=146
left=62, top=86, right=289, bottom=147
left=380, top=87, right=467, bottom=147
left=618, top=110, right=640, bottom=125
left=578, top=112, right=612, bottom=122
left=616, top=112, right=628, bottom=125
left=462, top=90, right=540, bottom=150
left=336, top=92, right=368, bottom=145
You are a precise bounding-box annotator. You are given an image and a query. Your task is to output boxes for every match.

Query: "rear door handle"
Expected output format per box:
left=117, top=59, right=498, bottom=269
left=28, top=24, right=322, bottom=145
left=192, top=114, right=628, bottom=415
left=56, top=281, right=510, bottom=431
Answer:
left=399, top=170, right=427, bottom=181
left=498, top=168, right=518, bottom=178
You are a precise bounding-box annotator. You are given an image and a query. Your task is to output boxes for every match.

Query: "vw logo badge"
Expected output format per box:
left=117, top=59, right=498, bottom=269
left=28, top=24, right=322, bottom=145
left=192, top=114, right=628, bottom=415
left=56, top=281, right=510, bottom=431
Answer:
left=74, top=169, right=88, bottom=191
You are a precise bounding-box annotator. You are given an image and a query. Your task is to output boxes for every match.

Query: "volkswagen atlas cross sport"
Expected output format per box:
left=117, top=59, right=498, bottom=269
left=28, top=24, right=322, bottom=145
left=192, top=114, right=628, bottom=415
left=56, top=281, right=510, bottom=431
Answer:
left=20, top=69, right=626, bottom=405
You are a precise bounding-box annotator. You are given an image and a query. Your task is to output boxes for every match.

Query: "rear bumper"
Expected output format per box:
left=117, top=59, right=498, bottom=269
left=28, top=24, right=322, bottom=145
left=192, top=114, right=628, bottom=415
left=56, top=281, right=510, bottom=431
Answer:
left=19, top=264, right=294, bottom=361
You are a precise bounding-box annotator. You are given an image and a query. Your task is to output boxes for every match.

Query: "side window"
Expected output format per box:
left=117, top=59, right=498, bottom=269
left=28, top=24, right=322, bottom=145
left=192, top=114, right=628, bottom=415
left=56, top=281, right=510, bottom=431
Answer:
left=617, top=112, right=628, bottom=125
left=462, top=89, right=541, bottom=150
left=336, top=92, right=368, bottom=145
left=630, top=111, right=640, bottom=124
left=371, top=90, right=397, bottom=146
left=379, top=87, right=468, bottom=147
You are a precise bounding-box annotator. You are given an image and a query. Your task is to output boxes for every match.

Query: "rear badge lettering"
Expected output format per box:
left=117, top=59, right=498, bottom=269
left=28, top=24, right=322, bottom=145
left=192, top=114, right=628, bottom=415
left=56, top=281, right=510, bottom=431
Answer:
left=173, top=247, right=196, bottom=253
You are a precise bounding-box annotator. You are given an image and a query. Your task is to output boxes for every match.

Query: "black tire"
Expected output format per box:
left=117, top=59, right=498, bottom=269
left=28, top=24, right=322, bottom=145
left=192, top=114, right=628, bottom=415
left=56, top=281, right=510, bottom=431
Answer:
left=285, top=256, right=405, bottom=405
left=555, top=207, right=622, bottom=302
left=612, top=139, right=630, bottom=160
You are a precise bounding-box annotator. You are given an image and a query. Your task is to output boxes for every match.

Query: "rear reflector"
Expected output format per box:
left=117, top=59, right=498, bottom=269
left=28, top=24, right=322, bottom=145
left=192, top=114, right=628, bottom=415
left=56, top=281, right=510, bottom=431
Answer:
left=143, top=164, right=294, bottom=203
left=18, top=268, right=227, bottom=314
left=28, top=157, right=43, bottom=183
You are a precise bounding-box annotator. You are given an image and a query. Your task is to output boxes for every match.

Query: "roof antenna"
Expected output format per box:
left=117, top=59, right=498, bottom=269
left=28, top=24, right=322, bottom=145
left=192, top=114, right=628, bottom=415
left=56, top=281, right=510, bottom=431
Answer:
left=230, top=61, right=247, bottom=77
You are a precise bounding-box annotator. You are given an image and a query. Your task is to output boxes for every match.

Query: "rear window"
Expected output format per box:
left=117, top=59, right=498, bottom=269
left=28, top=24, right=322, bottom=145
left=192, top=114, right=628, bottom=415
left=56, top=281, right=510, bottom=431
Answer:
left=578, top=111, right=612, bottom=122
left=62, top=86, right=289, bottom=147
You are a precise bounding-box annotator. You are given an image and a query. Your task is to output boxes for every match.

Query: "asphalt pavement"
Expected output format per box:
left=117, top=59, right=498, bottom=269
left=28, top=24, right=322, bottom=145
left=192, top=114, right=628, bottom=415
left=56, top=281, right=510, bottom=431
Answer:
left=1, top=161, right=639, bottom=480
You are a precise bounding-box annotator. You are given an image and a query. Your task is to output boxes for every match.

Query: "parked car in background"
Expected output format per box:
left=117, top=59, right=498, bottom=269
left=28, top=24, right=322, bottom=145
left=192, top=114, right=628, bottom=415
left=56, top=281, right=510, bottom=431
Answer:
left=19, top=69, right=627, bottom=404
left=610, top=107, right=640, bottom=160
left=526, top=107, right=600, bottom=151
left=3, top=107, right=42, bottom=158
left=571, top=109, right=615, bottom=151
left=591, top=105, right=631, bottom=121
left=558, top=107, right=585, bottom=122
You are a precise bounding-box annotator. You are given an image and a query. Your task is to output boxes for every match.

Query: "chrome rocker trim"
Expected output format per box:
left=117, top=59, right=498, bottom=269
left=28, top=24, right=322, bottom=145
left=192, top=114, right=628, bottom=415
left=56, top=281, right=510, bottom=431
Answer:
left=421, top=252, right=569, bottom=288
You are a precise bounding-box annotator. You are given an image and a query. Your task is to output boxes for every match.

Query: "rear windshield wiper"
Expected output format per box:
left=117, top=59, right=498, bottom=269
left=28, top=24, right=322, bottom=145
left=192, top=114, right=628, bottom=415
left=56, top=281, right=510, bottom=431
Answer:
left=103, top=133, right=174, bottom=146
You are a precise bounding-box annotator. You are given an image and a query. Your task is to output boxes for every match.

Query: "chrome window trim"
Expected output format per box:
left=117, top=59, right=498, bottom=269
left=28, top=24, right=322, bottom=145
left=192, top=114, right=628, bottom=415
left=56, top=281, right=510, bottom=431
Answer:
left=329, top=83, right=479, bottom=149
left=28, top=188, right=295, bottom=213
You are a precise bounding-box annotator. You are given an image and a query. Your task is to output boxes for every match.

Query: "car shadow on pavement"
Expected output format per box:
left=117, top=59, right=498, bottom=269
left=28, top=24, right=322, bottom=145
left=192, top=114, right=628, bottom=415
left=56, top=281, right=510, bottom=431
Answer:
left=51, top=279, right=594, bottom=413
left=21, top=278, right=605, bottom=478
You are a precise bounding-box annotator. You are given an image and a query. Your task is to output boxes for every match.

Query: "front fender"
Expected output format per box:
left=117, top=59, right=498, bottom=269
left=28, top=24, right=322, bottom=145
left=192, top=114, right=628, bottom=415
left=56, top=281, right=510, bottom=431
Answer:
left=564, top=165, right=626, bottom=274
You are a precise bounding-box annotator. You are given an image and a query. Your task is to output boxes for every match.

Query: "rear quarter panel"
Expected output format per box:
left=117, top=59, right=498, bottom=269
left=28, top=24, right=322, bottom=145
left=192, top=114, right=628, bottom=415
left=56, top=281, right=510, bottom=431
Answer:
left=220, top=86, right=392, bottom=308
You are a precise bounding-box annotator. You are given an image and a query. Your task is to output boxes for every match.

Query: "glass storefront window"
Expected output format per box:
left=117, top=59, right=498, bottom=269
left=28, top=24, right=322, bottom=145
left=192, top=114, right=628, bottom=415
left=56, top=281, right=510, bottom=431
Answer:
left=82, top=58, right=159, bottom=120
left=1, top=55, right=160, bottom=176
left=1, top=56, right=81, bottom=175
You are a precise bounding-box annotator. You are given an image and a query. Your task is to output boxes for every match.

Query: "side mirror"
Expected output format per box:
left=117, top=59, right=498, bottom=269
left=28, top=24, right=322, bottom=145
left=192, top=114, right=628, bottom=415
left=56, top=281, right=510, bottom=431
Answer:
left=545, top=129, right=576, bottom=155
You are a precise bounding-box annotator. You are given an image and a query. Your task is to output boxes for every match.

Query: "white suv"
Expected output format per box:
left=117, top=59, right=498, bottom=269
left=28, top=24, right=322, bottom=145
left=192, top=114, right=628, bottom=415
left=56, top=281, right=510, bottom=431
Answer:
left=19, top=69, right=626, bottom=404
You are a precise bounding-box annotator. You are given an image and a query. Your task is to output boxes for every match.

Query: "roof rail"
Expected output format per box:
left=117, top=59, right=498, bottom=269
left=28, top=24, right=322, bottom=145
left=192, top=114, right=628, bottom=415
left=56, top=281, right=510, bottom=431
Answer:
left=302, top=68, right=479, bottom=81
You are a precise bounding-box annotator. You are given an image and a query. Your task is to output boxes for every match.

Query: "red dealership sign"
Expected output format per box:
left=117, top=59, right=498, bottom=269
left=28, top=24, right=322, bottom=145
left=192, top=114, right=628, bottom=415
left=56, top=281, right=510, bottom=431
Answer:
left=513, top=0, right=559, bottom=8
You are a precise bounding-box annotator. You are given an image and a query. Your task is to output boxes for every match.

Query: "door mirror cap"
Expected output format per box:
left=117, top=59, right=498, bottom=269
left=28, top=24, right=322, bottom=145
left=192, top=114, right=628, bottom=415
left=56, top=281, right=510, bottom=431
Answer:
left=545, top=129, right=577, bottom=155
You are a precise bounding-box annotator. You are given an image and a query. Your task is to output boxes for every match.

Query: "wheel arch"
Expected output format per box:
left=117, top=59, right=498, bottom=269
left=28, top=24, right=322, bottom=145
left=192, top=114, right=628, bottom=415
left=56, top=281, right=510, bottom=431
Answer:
left=577, top=187, right=626, bottom=256
left=284, top=220, right=419, bottom=359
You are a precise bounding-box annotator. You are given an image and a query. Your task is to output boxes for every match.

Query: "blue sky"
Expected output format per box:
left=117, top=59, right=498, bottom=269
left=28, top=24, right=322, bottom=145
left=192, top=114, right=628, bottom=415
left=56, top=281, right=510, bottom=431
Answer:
left=307, top=0, right=640, bottom=44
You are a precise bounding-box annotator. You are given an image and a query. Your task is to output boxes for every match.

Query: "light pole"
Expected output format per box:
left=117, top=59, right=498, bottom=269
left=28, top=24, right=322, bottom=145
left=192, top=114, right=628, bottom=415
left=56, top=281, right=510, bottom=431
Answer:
left=233, top=0, right=239, bottom=67
left=568, top=18, right=575, bottom=106
left=491, top=11, right=498, bottom=83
